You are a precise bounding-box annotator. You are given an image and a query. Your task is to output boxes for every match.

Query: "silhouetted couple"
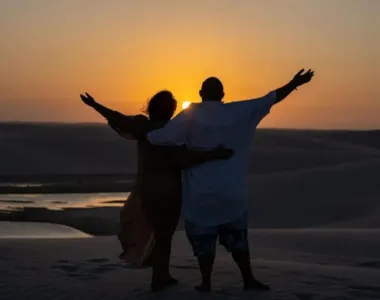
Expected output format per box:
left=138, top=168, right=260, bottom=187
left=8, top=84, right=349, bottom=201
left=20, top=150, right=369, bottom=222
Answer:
left=80, top=69, right=314, bottom=293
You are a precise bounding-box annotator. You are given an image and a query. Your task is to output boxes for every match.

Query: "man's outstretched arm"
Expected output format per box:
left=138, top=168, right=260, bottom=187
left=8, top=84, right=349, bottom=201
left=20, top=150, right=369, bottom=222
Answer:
left=275, top=69, right=314, bottom=104
left=236, top=68, right=314, bottom=127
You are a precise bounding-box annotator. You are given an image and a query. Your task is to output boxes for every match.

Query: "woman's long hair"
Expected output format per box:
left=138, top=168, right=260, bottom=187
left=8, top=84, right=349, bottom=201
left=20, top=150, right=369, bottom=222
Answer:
left=143, top=90, right=177, bottom=121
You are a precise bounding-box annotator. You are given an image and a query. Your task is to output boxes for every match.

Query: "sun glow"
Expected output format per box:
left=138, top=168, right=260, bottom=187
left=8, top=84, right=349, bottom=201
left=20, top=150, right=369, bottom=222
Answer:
left=182, top=101, right=191, bottom=110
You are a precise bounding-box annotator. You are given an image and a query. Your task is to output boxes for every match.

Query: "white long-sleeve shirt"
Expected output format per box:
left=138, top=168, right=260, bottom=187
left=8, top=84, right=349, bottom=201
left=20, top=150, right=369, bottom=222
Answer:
left=147, top=91, right=277, bottom=226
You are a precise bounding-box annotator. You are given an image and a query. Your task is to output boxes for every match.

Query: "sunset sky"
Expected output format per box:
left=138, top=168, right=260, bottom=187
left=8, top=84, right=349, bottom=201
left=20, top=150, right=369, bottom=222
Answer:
left=1, top=0, right=379, bottom=129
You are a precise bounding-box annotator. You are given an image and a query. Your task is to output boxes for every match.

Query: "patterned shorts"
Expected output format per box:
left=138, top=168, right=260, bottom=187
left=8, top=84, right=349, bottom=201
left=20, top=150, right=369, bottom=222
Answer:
left=185, top=213, right=249, bottom=258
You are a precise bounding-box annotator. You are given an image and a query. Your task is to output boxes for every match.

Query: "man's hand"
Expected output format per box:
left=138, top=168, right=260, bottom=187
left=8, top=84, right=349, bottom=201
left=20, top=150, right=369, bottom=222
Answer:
left=291, top=69, right=314, bottom=88
left=274, top=68, right=315, bottom=104
left=80, top=92, right=96, bottom=107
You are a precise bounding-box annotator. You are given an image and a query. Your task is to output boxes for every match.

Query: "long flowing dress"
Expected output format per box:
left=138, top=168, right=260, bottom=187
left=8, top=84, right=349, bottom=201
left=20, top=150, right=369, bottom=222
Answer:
left=113, top=115, right=219, bottom=267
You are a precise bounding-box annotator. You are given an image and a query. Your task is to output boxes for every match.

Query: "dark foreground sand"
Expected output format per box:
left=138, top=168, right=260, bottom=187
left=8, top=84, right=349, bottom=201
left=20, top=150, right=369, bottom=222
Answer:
left=1, top=227, right=380, bottom=300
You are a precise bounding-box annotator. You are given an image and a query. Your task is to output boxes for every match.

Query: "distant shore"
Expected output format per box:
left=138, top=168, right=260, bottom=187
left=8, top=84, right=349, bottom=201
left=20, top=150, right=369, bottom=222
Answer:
left=0, top=173, right=135, bottom=194
left=0, top=174, right=134, bottom=235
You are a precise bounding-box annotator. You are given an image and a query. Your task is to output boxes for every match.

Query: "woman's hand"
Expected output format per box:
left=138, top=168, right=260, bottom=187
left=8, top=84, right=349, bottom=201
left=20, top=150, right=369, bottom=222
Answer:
left=80, top=92, right=96, bottom=107
left=212, top=145, right=234, bottom=159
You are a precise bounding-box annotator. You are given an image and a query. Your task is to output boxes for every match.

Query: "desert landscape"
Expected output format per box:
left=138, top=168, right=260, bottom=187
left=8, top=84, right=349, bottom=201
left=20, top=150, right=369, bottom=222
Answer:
left=1, top=123, right=380, bottom=299
left=2, top=0, right=379, bottom=298
left=1, top=123, right=379, bottom=232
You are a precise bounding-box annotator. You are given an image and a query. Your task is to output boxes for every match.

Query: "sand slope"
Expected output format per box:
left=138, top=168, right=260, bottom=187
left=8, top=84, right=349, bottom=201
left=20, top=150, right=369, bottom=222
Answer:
left=1, top=230, right=380, bottom=300
left=0, top=221, right=91, bottom=239
left=1, top=159, right=379, bottom=233
left=320, top=209, right=380, bottom=228
left=246, top=158, right=380, bottom=228
left=0, top=124, right=379, bottom=232
left=1, top=124, right=379, bottom=176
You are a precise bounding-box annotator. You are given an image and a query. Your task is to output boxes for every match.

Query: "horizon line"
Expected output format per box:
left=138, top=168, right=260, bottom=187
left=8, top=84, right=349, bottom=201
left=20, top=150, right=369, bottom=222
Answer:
left=0, top=121, right=378, bottom=132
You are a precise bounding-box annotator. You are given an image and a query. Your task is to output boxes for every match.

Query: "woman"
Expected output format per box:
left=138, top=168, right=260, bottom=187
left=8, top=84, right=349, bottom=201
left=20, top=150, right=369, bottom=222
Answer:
left=80, top=91, right=233, bottom=292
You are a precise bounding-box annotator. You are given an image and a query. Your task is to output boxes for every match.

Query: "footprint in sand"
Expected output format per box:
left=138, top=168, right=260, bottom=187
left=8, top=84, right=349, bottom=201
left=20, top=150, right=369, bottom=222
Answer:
left=51, top=264, right=80, bottom=273
left=52, top=258, right=114, bottom=276
left=85, top=258, right=110, bottom=263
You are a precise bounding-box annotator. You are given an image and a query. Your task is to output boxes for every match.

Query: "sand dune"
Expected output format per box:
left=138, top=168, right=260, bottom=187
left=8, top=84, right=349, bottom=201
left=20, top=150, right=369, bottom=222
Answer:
left=320, top=209, right=380, bottom=228
left=0, top=123, right=138, bottom=175
left=1, top=123, right=379, bottom=176
left=0, top=221, right=91, bottom=239
left=0, top=124, right=379, bottom=232
left=1, top=230, right=380, bottom=299
left=1, top=124, right=379, bottom=299
left=2, top=158, right=379, bottom=234
left=246, top=158, right=380, bottom=228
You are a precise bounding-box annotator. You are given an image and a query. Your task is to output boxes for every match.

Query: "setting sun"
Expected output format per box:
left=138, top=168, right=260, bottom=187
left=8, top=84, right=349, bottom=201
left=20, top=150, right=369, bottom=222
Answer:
left=182, top=101, right=191, bottom=110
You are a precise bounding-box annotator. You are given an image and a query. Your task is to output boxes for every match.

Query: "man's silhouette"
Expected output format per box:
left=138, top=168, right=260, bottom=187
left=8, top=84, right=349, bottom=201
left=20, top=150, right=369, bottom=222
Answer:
left=147, top=69, right=314, bottom=292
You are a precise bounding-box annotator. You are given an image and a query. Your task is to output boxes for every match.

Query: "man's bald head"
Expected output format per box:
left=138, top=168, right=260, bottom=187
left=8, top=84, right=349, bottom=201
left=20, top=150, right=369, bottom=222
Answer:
left=199, top=77, right=225, bottom=102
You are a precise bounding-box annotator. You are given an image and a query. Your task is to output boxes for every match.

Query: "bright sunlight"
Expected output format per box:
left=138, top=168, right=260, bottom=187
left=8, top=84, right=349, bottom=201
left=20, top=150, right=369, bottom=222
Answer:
left=182, top=101, right=191, bottom=110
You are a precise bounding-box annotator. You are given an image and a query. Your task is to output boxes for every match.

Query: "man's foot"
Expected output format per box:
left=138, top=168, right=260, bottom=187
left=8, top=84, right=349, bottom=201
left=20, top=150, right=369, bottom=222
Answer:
left=151, top=276, right=179, bottom=292
left=194, top=283, right=211, bottom=293
left=244, top=278, right=270, bottom=291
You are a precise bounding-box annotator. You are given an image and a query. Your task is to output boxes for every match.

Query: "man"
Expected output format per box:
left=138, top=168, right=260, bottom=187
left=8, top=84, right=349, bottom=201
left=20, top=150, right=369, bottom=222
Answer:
left=147, top=69, right=315, bottom=292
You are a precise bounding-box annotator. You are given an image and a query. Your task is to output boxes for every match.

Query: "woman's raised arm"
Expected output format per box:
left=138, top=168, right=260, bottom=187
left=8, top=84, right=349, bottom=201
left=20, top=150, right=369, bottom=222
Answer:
left=80, top=93, right=148, bottom=140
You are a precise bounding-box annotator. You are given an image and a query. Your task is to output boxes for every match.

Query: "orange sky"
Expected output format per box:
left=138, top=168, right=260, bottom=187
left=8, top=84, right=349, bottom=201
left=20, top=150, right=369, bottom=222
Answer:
left=0, top=0, right=379, bottom=129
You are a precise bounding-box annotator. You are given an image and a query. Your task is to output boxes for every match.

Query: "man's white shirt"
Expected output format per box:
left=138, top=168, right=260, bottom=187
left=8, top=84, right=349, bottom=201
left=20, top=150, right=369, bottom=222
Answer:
left=148, top=91, right=277, bottom=226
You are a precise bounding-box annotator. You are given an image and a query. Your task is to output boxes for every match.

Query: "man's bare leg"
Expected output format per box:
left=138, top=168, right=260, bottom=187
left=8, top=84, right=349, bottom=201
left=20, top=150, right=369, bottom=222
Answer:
left=232, top=251, right=270, bottom=290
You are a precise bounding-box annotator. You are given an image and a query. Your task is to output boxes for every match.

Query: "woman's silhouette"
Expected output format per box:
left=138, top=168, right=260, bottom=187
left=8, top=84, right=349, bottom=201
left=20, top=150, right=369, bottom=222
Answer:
left=80, top=91, right=233, bottom=291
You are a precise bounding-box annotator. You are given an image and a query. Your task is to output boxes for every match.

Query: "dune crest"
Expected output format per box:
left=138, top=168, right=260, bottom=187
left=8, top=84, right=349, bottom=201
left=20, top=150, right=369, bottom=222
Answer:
left=0, top=221, right=92, bottom=239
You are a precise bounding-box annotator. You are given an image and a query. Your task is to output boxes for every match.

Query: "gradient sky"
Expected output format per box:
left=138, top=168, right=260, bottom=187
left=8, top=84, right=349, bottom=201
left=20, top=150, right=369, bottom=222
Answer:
left=1, top=0, right=379, bottom=129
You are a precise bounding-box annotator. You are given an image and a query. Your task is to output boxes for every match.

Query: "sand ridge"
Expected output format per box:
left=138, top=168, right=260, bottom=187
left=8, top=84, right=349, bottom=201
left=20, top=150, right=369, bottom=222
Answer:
left=1, top=231, right=380, bottom=300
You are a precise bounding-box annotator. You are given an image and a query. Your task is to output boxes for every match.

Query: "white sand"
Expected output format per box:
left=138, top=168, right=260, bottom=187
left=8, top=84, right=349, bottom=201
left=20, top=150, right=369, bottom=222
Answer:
left=1, top=230, right=380, bottom=300
left=0, top=222, right=91, bottom=239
